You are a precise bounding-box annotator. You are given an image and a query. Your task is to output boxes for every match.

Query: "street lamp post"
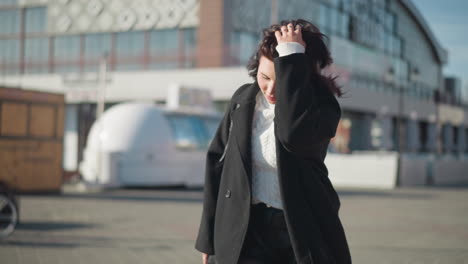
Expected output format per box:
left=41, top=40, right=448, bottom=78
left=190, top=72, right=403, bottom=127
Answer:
left=434, top=89, right=442, bottom=155
left=396, top=74, right=405, bottom=187
left=95, top=53, right=108, bottom=185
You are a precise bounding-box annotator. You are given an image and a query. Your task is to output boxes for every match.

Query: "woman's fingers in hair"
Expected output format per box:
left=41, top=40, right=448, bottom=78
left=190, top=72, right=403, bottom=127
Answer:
left=294, top=24, right=302, bottom=33
left=274, top=23, right=306, bottom=48
left=274, top=30, right=282, bottom=40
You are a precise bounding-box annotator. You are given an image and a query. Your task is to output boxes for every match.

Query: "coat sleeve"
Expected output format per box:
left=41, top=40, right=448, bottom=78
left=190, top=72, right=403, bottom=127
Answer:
left=273, top=53, right=341, bottom=157
left=194, top=99, right=234, bottom=255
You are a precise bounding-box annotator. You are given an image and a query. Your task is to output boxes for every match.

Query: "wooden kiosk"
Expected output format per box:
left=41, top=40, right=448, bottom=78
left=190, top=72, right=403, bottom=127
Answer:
left=0, top=86, right=65, bottom=192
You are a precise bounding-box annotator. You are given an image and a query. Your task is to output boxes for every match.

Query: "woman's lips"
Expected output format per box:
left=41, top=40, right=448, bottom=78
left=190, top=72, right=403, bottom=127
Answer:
left=266, top=95, right=276, bottom=102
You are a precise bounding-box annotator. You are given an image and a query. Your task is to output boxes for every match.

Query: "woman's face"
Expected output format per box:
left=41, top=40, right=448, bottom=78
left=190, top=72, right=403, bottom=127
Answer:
left=256, top=55, right=276, bottom=104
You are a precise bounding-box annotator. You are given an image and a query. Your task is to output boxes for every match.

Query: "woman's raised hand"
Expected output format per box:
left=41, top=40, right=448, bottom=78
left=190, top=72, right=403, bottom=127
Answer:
left=274, top=22, right=306, bottom=49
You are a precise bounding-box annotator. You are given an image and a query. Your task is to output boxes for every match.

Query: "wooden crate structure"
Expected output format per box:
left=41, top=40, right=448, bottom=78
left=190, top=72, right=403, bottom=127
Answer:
left=0, top=86, right=65, bottom=192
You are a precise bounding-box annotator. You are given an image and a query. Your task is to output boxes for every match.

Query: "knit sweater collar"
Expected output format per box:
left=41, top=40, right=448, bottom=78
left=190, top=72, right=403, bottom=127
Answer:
left=257, top=92, right=275, bottom=110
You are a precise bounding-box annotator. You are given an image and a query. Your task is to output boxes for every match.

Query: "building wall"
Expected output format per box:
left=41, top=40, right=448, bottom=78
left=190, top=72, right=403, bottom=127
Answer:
left=2, top=0, right=465, bottom=155
left=389, top=0, right=441, bottom=89
left=0, top=0, right=199, bottom=75
left=197, top=0, right=226, bottom=67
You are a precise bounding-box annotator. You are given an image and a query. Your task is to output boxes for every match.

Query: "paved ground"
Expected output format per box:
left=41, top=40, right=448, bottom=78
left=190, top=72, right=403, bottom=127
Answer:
left=1, top=185, right=468, bottom=264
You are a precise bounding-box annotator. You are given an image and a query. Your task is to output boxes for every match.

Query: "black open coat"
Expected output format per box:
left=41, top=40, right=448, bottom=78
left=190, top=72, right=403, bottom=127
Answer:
left=195, top=53, right=352, bottom=264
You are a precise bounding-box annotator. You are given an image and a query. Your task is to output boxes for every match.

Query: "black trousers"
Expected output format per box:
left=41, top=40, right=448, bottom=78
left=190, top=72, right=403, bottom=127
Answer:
left=208, top=203, right=296, bottom=264
left=237, top=202, right=296, bottom=264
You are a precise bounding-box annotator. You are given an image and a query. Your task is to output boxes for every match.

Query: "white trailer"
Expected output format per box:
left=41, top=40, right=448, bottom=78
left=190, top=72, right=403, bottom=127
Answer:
left=79, top=99, right=221, bottom=188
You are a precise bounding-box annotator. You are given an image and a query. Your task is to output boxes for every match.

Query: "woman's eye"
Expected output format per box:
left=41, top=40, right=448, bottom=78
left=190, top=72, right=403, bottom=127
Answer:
left=262, top=76, right=270, bottom=80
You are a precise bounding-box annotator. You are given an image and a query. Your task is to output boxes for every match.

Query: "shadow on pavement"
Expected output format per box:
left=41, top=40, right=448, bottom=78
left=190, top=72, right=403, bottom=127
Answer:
left=16, top=221, right=98, bottom=231
left=17, top=184, right=468, bottom=203
left=0, top=240, right=80, bottom=248
left=20, top=187, right=204, bottom=204
left=335, top=189, right=435, bottom=199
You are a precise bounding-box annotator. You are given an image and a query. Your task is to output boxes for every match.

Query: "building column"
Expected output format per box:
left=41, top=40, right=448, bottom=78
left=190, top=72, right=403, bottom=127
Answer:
left=442, top=123, right=454, bottom=152
left=425, top=122, right=437, bottom=152
left=456, top=125, right=466, bottom=153
left=362, top=114, right=373, bottom=150
left=380, top=115, right=394, bottom=150
left=348, top=113, right=372, bottom=151
left=406, top=118, right=420, bottom=152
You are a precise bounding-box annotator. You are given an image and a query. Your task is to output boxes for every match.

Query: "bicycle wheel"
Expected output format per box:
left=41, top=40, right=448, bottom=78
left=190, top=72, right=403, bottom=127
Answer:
left=0, top=193, right=18, bottom=238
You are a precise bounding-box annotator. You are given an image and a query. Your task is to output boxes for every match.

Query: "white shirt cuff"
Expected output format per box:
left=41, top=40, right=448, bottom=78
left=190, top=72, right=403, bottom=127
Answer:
left=275, top=42, right=305, bottom=57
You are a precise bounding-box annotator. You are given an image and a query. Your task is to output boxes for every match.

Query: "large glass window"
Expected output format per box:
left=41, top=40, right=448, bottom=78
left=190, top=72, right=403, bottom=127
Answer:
left=53, top=35, right=80, bottom=73
left=329, top=0, right=340, bottom=8
left=115, top=31, right=144, bottom=71
left=229, top=31, right=241, bottom=65
left=202, top=118, right=220, bottom=143
left=0, top=38, right=20, bottom=74
left=84, top=33, right=111, bottom=60
left=239, top=32, right=258, bottom=64
left=149, top=29, right=179, bottom=69
left=83, top=33, right=111, bottom=72
left=24, top=37, right=49, bottom=73
left=393, top=36, right=402, bottom=57
left=0, top=9, right=20, bottom=35
left=183, top=28, right=196, bottom=52
left=150, top=29, right=178, bottom=56
left=384, top=31, right=392, bottom=54
left=0, top=38, right=19, bottom=63
left=341, top=0, right=352, bottom=12
left=377, top=25, right=385, bottom=51
left=372, top=4, right=384, bottom=25
left=339, top=12, right=350, bottom=38
left=116, top=31, right=144, bottom=57
left=229, top=31, right=259, bottom=66
left=319, top=4, right=330, bottom=35
left=391, top=35, right=399, bottom=56
left=384, top=12, right=395, bottom=33
left=54, top=36, right=80, bottom=60
left=0, top=0, right=17, bottom=5
left=182, top=28, right=196, bottom=68
left=330, top=8, right=340, bottom=35
left=352, top=0, right=367, bottom=17
left=24, top=7, right=47, bottom=34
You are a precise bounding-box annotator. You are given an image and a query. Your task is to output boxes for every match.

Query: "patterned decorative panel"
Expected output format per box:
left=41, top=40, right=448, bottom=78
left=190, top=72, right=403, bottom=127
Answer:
left=47, top=0, right=199, bottom=34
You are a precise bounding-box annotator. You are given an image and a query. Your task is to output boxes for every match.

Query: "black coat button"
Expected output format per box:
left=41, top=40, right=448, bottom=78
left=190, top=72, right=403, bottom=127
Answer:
left=225, top=189, right=231, bottom=198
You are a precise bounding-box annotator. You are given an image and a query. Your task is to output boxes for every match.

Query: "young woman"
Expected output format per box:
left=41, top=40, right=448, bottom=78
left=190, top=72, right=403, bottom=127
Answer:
left=195, top=19, right=352, bottom=264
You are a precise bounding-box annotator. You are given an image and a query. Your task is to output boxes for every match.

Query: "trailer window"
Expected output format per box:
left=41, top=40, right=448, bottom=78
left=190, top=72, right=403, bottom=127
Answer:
left=165, top=115, right=209, bottom=151
left=202, top=118, right=220, bottom=142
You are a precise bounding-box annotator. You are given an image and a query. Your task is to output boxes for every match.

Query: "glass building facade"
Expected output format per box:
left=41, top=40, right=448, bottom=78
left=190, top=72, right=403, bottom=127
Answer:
left=0, top=4, right=197, bottom=75
left=227, top=0, right=437, bottom=102
left=0, top=0, right=466, bottom=156
left=224, top=0, right=465, bottom=154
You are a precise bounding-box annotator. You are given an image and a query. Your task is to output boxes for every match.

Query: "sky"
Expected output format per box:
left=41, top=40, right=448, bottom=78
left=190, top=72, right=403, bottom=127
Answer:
left=411, top=0, right=468, bottom=100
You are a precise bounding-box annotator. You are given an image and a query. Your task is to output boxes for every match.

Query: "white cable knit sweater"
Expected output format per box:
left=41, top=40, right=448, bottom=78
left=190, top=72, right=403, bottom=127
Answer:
left=251, top=42, right=305, bottom=210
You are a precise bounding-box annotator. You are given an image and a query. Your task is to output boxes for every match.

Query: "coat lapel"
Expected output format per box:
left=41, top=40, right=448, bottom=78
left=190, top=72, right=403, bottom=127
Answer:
left=231, top=82, right=260, bottom=192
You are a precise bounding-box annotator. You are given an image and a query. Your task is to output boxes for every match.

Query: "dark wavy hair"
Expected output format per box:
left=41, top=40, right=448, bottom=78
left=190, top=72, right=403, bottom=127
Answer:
left=246, top=19, right=343, bottom=97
